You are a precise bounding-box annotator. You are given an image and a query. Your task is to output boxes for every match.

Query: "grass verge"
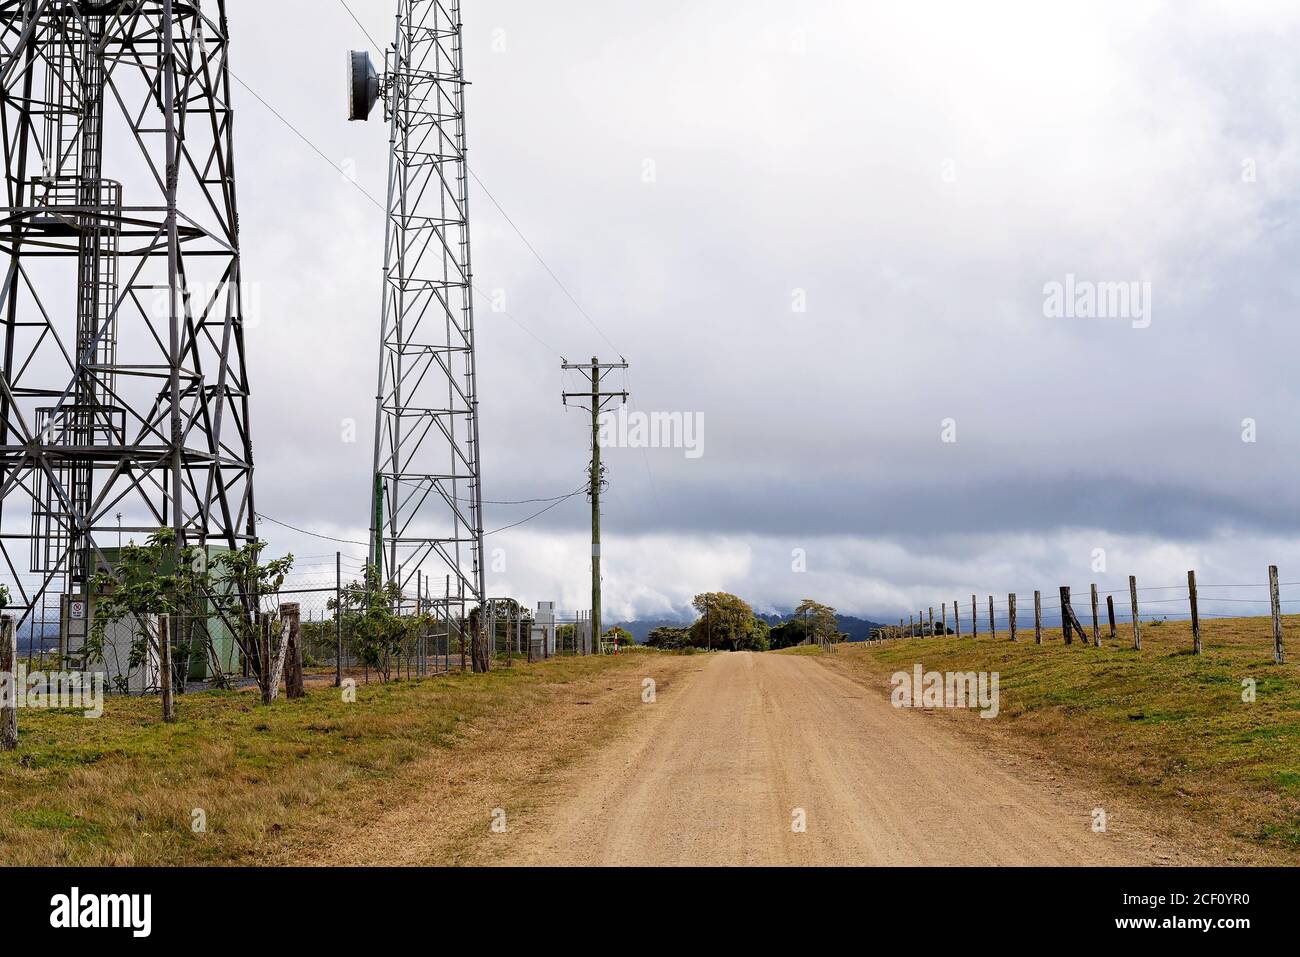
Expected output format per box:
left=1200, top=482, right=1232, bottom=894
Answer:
left=0, top=652, right=680, bottom=866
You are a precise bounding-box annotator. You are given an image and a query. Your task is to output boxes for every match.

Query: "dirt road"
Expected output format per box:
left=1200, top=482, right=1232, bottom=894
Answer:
left=500, top=651, right=1187, bottom=866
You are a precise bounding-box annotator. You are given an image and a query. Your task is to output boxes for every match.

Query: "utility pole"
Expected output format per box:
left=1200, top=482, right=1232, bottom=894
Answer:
left=562, top=357, right=629, bottom=654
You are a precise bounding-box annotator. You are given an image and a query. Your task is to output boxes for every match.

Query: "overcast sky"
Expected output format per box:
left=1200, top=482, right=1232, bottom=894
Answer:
left=225, top=0, right=1300, bottom=623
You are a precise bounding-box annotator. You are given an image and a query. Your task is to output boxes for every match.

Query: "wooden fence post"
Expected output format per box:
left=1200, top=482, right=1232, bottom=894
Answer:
left=258, top=612, right=272, bottom=703
left=971, top=595, right=977, bottom=638
left=1129, top=575, right=1141, bottom=651
left=928, top=607, right=934, bottom=637
left=1270, top=565, right=1284, bottom=665
left=1106, top=595, right=1117, bottom=643
left=282, top=603, right=304, bottom=699
left=1033, top=590, right=1042, bottom=644
left=941, top=602, right=947, bottom=636
left=953, top=602, right=961, bottom=638
left=1, top=615, right=17, bottom=750
left=988, top=596, right=995, bottom=640
left=1090, top=584, right=1101, bottom=647
left=1188, top=570, right=1201, bottom=655
left=909, top=614, right=913, bottom=637
left=1008, top=593, right=1017, bottom=642
left=1060, top=586, right=1072, bottom=644
left=265, top=612, right=293, bottom=704
left=158, top=614, right=175, bottom=723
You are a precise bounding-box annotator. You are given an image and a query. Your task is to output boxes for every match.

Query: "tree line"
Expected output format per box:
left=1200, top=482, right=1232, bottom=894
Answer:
left=644, top=593, right=845, bottom=651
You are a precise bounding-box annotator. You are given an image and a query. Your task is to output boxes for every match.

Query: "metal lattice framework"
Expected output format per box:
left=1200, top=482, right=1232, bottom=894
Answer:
left=0, top=0, right=255, bottom=632
left=368, top=0, right=484, bottom=615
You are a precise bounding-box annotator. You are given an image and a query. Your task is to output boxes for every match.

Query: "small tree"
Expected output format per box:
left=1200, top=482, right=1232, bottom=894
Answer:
left=88, top=532, right=294, bottom=709
left=689, top=592, right=769, bottom=651
left=795, top=599, right=843, bottom=648
left=603, top=626, right=633, bottom=649
left=485, top=597, right=527, bottom=657
left=331, top=565, right=429, bottom=682
left=646, top=625, right=689, bottom=649
left=88, top=529, right=204, bottom=712
left=208, top=540, right=294, bottom=695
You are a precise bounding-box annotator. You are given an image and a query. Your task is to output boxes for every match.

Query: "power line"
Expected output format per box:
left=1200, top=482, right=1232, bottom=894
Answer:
left=255, top=513, right=369, bottom=547
left=227, top=67, right=382, bottom=213
left=258, top=484, right=586, bottom=549
left=482, top=489, right=586, bottom=537
left=392, top=476, right=592, bottom=507
left=466, top=167, right=620, bottom=354
left=337, top=0, right=382, bottom=51
left=477, top=489, right=589, bottom=506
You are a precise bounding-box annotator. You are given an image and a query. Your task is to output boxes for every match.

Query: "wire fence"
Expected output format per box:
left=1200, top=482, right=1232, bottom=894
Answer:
left=6, top=572, right=462, bottom=692
left=877, top=566, right=1291, bottom=664
left=4, top=564, right=599, bottom=695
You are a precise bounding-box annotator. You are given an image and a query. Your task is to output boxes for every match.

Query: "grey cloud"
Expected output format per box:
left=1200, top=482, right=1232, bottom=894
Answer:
left=214, top=1, right=1300, bottom=620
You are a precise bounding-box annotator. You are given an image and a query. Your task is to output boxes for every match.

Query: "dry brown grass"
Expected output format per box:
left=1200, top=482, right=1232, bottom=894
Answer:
left=826, top=614, right=1300, bottom=863
left=0, top=652, right=690, bottom=866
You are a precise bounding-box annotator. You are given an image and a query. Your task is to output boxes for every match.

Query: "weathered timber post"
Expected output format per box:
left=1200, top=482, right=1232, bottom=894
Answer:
left=258, top=612, right=272, bottom=703
left=282, top=603, right=304, bottom=699
left=988, top=596, right=995, bottom=640
left=1090, top=584, right=1101, bottom=647
left=470, top=607, right=490, bottom=671
left=158, top=614, right=176, bottom=722
left=941, top=602, right=947, bottom=635
left=928, top=607, right=934, bottom=637
left=1033, top=590, right=1042, bottom=644
left=266, top=612, right=293, bottom=703
left=1065, top=588, right=1087, bottom=644
left=1008, top=593, right=1017, bottom=642
left=1107, top=595, right=1117, bottom=643
left=1188, top=570, right=1201, bottom=655
left=909, top=614, right=914, bottom=637
left=1129, top=576, right=1141, bottom=650
left=1061, top=586, right=1073, bottom=644
left=1, top=615, right=17, bottom=750
left=1270, top=565, right=1284, bottom=664
left=971, top=595, right=977, bottom=637
left=953, top=601, right=961, bottom=638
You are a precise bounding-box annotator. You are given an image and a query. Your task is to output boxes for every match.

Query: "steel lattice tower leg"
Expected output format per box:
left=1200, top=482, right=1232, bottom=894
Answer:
left=367, top=0, right=485, bottom=625
left=0, top=0, right=257, bottom=639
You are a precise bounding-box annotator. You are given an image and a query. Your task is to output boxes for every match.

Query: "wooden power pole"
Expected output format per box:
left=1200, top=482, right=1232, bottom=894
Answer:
left=562, top=357, right=628, bottom=654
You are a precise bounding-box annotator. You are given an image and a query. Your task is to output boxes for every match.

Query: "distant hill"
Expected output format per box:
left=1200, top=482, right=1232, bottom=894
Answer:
left=13, top=620, right=59, bottom=654
left=613, top=611, right=887, bottom=644
left=757, top=611, right=887, bottom=643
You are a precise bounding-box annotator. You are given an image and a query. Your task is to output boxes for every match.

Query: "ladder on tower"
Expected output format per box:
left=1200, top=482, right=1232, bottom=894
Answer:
left=25, top=11, right=123, bottom=585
